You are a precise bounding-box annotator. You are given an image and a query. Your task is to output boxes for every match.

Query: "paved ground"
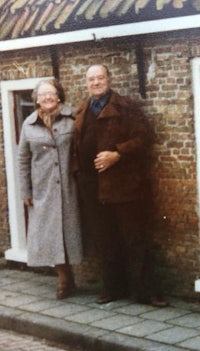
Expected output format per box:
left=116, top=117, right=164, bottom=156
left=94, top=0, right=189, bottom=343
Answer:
left=0, top=329, right=81, bottom=351
left=0, top=268, right=200, bottom=351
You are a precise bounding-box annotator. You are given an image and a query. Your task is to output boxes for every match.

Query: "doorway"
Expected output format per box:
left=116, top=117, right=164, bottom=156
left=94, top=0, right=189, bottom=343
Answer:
left=1, top=78, right=51, bottom=263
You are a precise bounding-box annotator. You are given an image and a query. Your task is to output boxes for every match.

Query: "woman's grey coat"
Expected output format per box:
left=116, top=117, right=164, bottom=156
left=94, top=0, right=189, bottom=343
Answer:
left=18, top=104, right=83, bottom=267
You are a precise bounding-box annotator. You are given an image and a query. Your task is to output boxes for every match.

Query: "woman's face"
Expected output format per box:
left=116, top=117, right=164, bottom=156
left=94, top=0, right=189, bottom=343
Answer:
left=37, top=82, right=59, bottom=113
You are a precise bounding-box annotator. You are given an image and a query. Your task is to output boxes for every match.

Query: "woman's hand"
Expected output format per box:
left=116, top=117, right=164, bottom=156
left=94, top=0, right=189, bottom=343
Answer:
left=24, top=198, right=33, bottom=206
left=94, top=151, right=120, bottom=173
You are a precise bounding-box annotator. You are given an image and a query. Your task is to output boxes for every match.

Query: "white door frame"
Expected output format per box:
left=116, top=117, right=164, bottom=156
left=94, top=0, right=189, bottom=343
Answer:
left=192, top=58, right=200, bottom=225
left=1, top=77, right=50, bottom=262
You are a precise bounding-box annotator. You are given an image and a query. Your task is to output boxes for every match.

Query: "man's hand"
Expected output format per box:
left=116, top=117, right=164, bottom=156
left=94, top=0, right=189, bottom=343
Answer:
left=94, top=151, right=120, bottom=173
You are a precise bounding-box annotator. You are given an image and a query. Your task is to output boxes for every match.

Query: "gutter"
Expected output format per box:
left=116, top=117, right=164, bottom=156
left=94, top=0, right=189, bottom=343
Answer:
left=0, top=14, right=200, bottom=52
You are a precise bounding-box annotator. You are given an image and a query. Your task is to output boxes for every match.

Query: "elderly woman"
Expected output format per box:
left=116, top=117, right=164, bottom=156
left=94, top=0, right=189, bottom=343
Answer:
left=18, top=78, right=82, bottom=299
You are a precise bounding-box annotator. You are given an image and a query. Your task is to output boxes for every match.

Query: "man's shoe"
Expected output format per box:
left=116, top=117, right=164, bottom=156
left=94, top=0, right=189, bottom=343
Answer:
left=96, top=295, right=117, bottom=304
left=151, top=298, right=169, bottom=307
left=137, top=296, right=169, bottom=307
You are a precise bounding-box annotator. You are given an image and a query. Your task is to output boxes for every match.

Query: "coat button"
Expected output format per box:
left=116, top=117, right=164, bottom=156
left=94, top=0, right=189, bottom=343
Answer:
left=56, top=180, right=60, bottom=184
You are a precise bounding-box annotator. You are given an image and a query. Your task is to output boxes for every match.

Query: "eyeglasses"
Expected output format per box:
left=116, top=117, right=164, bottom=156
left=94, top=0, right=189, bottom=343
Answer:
left=37, top=92, right=57, bottom=97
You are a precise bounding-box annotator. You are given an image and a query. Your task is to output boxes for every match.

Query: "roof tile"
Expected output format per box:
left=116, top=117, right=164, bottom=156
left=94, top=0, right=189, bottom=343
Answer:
left=135, top=0, right=152, bottom=14
left=100, top=0, right=124, bottom=18
left=75, top=0, right=94, bottom=18
left=173, top=0, right=187, bottom=8
left=116, top=0, right=137, bottom=16
left=0, top=0, right=199, bottom=41
left=84, top=0, right=104, bottom=20
left=1, top=13, right=18, bottom=39
left=156, top=0, right=170, bottom=10
left=34, top=2, right=55, bottom=32
left=0, top=0, right=10, bottom=7
left=43, top=1, right=66, bottom=31
left=22, top=7, right=40, bottom=35
left=54, top=0, right=80, bottom=29
left=10, top=0, right=30, bottom=14
left=0, top=8, right=9, bottom=26
left=193, top=0, right=200, bottom=11
left=12, top=7, right=30, bottom=38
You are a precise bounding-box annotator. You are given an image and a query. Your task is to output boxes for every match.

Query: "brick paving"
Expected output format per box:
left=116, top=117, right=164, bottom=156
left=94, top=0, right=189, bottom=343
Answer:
left=0, top=268, right=200, bottom=351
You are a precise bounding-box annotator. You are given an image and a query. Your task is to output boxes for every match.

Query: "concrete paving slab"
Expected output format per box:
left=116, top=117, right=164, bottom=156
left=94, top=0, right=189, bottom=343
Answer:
left=117, top=320, right=168, bottom=337
left=112, top=303, right=155, bottom=315
left=168, top=313, right=200, bottom=328
left=147, top=325, right=200, bottom=344
left=18, top=299, right=68, bottom=313
left=23, top=284, right=55, bottom=298
left=41, top=303, right=91, bottom=318
left=1, top=293, right=41, bottom=307
left=178, top=335, right=200, bottom=350
left=3, top=280, right=40, bottom=292
left=64, top=308, right=116, bottom=324
left=170, top=298, right=200, bottom=313
left=0, top=305, right=23, bottom=318
left=140, top=307, right=190, bottom=321
left=91, top=314, right=141, bottom=330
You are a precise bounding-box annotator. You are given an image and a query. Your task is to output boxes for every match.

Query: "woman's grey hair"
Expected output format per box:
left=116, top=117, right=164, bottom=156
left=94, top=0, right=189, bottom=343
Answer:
left=32, top=78, right=65, bottom=108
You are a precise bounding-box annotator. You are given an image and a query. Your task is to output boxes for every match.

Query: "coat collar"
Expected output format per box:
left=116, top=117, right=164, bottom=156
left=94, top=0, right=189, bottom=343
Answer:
left=75, top=90, right=130, bottom=131
left=27, top=103, right=75, bottom=125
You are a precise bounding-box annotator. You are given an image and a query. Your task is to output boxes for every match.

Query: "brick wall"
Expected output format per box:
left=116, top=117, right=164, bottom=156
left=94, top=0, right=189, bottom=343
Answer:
left=0, top=31, right=200, bottom=298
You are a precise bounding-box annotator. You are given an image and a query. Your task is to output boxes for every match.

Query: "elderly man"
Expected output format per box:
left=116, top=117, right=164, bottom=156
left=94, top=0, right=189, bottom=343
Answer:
left=74, top=64, right=167, bottom=306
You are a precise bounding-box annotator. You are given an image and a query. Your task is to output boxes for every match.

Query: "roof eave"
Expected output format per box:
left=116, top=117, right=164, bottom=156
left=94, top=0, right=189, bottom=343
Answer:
left=0, top=14, right=200, bottom=52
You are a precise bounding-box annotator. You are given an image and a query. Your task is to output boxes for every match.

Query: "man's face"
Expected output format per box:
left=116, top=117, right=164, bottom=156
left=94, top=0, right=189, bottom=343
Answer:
left=86, top=65, right=111, bottom=99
